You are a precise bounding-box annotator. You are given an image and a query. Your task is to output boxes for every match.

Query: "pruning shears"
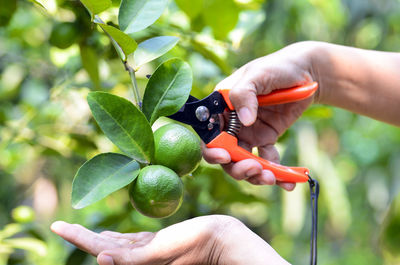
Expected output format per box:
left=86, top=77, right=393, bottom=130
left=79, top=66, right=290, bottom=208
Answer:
left=168, top=82, right=318, bottom=183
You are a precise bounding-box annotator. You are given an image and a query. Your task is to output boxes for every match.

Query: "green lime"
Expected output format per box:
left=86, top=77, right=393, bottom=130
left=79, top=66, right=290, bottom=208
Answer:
left=154, top=123, right=202, bottom=176
left=49, top=22, right=79, bottom=49
left=129, top=165, right=183, bottom=218
left=12, top=206, right=35, bottom=223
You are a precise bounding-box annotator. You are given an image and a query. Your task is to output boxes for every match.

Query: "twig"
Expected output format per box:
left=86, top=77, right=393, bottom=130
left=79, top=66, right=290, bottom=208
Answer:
left=94, top=15, right=142, bottom=107
left=124, top=61, right=142, bottom=109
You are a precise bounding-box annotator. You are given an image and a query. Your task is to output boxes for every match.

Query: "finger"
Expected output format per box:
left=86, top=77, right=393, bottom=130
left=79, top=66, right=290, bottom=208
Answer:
left=277, top=181, right=296, bottom=191
left=215, top=67, right=246, bottom=92
left=257, top=145, right=297, bottom=190
left=259, top=170, right=276, bottom=185
left=257, top=102, right=311, bottom=135
left=234, top=117, right=279, bottom=148
left=216, top=66, right=259, bottom=127
left=246, top=169, right=276, bottom=185
left=99, top=249, right=131, bottom=265
left=258, top=145, right=280, bottom=164
left=229, top=82, right=258, bottom=126
left=201, top=142, right=231, bottom=164
left=97, top=253, right=115, bottom=265
left=246, top=176, right=263, bottom=185
left=222, top=159, right=262, bottom=181
left=99, top=248, right=151, bottom=265
left=51, top=221, right=119, bottom=256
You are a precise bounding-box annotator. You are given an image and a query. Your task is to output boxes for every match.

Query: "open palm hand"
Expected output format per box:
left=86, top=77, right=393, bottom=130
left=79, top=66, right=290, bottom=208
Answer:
left=51, top=215, right=289, bottom=265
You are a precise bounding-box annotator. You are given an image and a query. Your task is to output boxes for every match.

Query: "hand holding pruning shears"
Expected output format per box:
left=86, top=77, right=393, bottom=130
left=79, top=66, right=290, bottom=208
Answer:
left=202, top=41, right=400, bottom=191
left=172, top=44, right=319, bottom=190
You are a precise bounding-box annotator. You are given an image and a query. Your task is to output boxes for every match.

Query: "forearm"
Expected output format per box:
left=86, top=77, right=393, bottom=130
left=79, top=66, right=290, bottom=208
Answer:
left=311, top=42, right=400, bottom=126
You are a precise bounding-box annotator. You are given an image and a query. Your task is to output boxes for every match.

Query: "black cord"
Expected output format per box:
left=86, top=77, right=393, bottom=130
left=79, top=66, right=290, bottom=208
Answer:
left=308, top=176, right=319, bottom=265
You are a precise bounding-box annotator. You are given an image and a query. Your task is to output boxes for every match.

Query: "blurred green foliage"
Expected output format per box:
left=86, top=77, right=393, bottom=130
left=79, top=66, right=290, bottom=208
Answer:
left=1, top=0, right=400, bottom=264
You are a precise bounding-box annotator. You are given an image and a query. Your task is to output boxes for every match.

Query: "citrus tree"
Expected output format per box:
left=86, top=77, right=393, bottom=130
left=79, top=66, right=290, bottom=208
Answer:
left=65, top=0, right=204, bottom=219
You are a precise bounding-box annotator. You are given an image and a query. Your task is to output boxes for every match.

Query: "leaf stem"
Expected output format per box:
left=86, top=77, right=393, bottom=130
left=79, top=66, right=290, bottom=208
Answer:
left=124, top=61, right=142, bottom=108
left=94, top=15, right=142, bottom=108
left=94, top=16, right=126, bottom=61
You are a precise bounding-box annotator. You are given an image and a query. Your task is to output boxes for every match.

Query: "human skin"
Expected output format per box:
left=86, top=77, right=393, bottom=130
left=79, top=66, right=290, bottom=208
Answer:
left=202, top=41, right=400, bottom=189
left=51, top=215, right=291, bottom=265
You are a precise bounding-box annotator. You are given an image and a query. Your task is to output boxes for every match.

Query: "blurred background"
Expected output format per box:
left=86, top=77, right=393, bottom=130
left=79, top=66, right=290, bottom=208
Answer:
left=1, top=0, right=400, bottom=264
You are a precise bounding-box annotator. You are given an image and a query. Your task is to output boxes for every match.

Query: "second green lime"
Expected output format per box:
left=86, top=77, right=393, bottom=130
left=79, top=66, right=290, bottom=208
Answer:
left=129, top=165, right=184, bottom=218
left=153, top=123, right=202, bottom=176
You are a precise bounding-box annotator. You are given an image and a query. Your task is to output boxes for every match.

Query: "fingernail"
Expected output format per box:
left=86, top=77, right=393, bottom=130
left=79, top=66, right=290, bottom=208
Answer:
left=216, top=155, right=230, bottom=164
left=99, top=254, right=114, bottom=265
left=50, top=221, right=66, bottom=233
left=283, top=183, right=296, bottom=191
left=246, top=167, right=261, bottom=178
left=238, top=107, right=253, bottom=126
left=260, top=170, right=276, bottom=185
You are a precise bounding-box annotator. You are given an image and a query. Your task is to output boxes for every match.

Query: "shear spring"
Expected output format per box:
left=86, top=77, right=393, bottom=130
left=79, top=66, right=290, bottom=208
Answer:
left=226, top=111, right=242, bottom=137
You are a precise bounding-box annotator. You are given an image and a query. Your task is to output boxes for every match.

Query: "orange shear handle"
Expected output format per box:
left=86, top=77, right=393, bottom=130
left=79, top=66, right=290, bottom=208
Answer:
left=218, top=82, right=318, bottom=110
left=207, top=132, right=309, bottom=183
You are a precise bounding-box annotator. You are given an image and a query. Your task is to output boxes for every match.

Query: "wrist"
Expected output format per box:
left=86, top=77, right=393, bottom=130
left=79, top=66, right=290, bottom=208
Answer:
left=212, top=217, right=291, bottom=265
left=282, top=41, right=329, bottom=104
left=305, top=41, right=333, bottom=104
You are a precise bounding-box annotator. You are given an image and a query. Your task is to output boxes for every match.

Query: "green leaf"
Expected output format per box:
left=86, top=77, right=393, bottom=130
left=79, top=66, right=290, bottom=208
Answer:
left=118, top=0, right=168, bottom=34
left=93, top=17, right=127, bottom=62
left=79, top=44, right=100, bottom=90
left=71, top=153, right=140, bottom=209
left=381, top=194, right=400, bottom=255
left=0, top=0, right=17, bottom=26
left=0, top=224, right=23, bottom=240
left=303, top=105, right=333, bottom=119
left=191, top=38, right=232, bottom=75
left=175, top=0, right=203, bottom=19
left=133, top=36, right=179, bottom=69
left=202, top=0, right=239, bottom=39
left=4, top=238, right=47, bottom=256
left=87, top=92, right=154, bottom=163
left=80, top=0, right=112, bottom=15
left=28, top=0, right=46, bottom=9
left=97, top=24, right=137, bottom=58
left=66, top=248, right=89, bottom=265
left=142, top=59, right=192, bottom=125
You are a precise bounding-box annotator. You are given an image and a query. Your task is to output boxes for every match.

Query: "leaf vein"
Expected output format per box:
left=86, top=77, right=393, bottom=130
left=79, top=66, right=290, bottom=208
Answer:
left=150, top=69, right=181, bottom=123
left=125, top=1, right=147, bottom=32
left=75, top=159, right=138, bottom=207
left=91, top=98, right=150, bottom=162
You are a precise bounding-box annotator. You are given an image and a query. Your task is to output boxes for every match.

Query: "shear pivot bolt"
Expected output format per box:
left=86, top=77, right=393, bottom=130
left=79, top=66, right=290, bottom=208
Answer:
left=195, top=106, right=210, bottom=122
left=207, top=123, right=214, bottom=130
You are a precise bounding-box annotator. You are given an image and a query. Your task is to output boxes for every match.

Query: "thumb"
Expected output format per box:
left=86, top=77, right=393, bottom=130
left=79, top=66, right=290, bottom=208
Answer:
left=98, top=248, right=150, bottom=265
left=228, top=83, right=258, bottom=126
left=97, top=253, right=115, bottom=265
